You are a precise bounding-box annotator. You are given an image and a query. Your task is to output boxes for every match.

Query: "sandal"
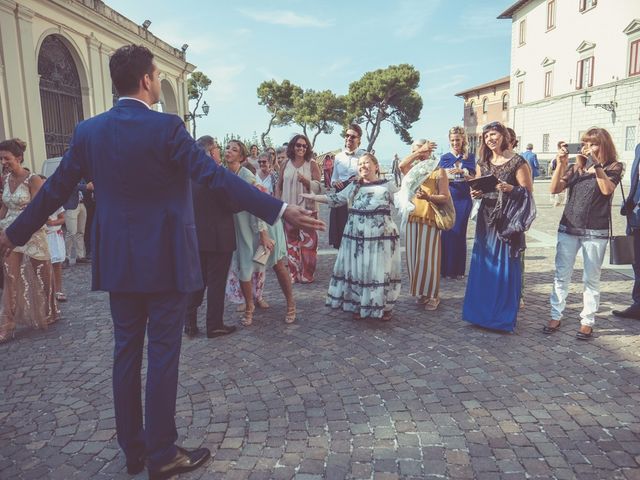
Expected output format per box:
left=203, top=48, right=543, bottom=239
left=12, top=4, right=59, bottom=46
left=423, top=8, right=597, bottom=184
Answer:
left=415, top=296, right=428, bottom=305
left=576, top=326, right=593, bottom=340
left=256, top=298, right=270, bottom=309
left=285, top=305, right=296, bottom=324
left=424, top=298, right=441, bottom=311
left=241, top=305, right=255, bottom=326
left=542, top=320, right=561, bottom=334
left=381, top=311, right=392, bottom=322
left=55, top=292, right=67, bottom=302
left=0, top=329, right=16, bottom=344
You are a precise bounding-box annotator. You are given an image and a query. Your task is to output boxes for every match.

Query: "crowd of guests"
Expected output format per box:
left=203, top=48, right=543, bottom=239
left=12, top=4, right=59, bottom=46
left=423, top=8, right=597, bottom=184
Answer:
left=0, top=121, right=635, bottom=344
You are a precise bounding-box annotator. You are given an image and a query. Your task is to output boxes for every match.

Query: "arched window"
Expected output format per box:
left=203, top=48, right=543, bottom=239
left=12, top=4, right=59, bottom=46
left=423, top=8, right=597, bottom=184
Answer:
left=482, top=98, right=488, bottom=113
left=502, top=93, right=509, bottom=111
left=38, top=35, right=84, bottom=158
left=469, top=100, right=475, bottom=116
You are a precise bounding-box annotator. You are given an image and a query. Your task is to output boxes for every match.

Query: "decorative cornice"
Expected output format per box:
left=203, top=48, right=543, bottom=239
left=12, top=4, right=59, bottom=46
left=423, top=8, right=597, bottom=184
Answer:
left=514, top=68, right=526, bottom=78
left=623, top=19, right=640, bottom=36
left=15, top=3, right=34, bottom=22
left=0, top=0, right=17, bottom=16
left=576, top=40, right=596, bottom=53
left=86, top=33, right=100, bottom=49
left=541, top=57, right=555, bottom=68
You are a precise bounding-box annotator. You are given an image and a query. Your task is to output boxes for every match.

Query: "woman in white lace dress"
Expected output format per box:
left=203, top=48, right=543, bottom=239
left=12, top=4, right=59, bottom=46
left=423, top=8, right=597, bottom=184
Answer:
left=302, top=153, right=400, bottom=321
left=0, top=139, right=56, bottom=343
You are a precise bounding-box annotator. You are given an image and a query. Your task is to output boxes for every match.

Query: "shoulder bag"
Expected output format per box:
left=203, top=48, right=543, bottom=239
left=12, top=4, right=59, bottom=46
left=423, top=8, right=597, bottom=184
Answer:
left=609, top=182, right=635, bottom=265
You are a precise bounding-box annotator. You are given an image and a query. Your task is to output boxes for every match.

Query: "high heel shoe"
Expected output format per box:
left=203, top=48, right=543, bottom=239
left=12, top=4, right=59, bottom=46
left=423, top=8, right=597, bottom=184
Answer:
left=241, top=305, right=255, bottom=326
left=285, top=305, right=296, bottom=324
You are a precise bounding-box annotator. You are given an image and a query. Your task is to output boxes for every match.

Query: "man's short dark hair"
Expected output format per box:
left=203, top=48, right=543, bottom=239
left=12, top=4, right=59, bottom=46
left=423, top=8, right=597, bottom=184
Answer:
left=346, top=123, right=362, bottom=138
left=196, top=135, right=215, bottom=150
left=110, top=45, right=155, bottom=96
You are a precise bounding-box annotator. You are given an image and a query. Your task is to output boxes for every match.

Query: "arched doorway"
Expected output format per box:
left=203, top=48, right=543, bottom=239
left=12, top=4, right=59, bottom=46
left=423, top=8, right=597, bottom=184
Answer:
left=160, top=79, right=178, bottom=114
left=38, top=35, right=84, bottom=158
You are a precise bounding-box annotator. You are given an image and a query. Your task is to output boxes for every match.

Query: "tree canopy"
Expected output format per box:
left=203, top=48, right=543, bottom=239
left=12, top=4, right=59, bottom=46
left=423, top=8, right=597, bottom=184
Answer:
left=186, top=71, right=212, bottom=137
left=257, top=79, right=302, bottom=149
left=292, top=89, right=345, bottom=149
left=345, top=64, right=422, bottom=151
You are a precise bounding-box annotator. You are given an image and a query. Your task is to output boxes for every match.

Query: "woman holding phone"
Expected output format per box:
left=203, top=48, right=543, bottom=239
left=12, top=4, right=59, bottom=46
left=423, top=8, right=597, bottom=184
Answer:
left=463, top=121, right=533, bottom=332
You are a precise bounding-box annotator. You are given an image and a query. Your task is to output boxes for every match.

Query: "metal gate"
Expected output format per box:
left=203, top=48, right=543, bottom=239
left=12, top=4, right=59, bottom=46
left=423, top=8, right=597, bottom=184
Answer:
left=38, top=35, right=84, bottom=158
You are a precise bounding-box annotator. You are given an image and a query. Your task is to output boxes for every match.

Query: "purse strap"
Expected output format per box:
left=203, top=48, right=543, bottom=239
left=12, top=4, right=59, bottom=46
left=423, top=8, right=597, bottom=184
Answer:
left=609, top=181, right=628, bottom=237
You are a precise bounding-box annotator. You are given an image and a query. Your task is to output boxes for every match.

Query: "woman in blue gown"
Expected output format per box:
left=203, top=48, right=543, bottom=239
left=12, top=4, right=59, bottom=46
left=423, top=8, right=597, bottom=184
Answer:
left=463, top=122, right=532, bottom=332
left=438, top=126, right=476, bottom=278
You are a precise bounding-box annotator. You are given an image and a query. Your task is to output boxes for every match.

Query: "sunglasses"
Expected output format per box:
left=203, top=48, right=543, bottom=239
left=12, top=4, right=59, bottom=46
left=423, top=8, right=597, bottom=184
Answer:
left=345, top=134, right=359, bottom=140
left=294, top=143, right=308, bottom=149
left=482, top=121, right=503, bottom=131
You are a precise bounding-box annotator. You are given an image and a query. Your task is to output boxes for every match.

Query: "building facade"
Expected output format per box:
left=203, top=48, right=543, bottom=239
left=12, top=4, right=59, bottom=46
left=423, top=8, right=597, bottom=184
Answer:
left=0, top=0, right=194, bottom=172
left=455, top=76, right=511, bottom=155
left=499, top=0, right=640, bottom=173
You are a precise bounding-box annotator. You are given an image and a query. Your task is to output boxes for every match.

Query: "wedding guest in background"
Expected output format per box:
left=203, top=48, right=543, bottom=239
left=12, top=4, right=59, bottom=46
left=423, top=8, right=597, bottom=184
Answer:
left=613, top=142, right=640, bottom=321
left=302, top=153, right=400, bottom=320
left=399, top=139, right=450, bottom=311
left=463, top=122, right=533, bottom=332
left=550, top=141, right=567, bottom=207
left=45, top=201, right=66, bottom=304
left=276, top=134, right=321, bottom=283
left=521, top=143, right=540, bottom=181
left=545, top=127, right=623, bottom=340
left=323, top=154, right=334, bottom=189
left=256, top=152, right=277, bottom=194
left=438, top=126, right=475, bottom=279
left=0, top=138, right=56, bottom=343
left=185, top=135, right=238, bottom=339
left=248, top=144, right=260, bottom=171
left=329, top=125, right=366, bottom=248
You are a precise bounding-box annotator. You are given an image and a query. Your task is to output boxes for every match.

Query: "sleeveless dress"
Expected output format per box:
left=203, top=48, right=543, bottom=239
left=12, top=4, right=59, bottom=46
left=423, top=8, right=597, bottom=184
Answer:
left=281, top=160, right=319, bottom=283
left=0, top=173, right=56, bottom=336
left=463, top=155, right=527, bottom=332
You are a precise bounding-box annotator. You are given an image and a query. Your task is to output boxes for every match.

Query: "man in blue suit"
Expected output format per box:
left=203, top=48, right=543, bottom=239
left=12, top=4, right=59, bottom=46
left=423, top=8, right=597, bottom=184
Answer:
left=613, top=143, right=640, bottom=320
left=0, top=45, right=324, bottom=480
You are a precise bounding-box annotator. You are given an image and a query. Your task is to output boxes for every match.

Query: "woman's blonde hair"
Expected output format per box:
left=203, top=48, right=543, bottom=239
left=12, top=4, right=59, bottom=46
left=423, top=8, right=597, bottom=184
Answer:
left=448, top=126, right=468, bottom=159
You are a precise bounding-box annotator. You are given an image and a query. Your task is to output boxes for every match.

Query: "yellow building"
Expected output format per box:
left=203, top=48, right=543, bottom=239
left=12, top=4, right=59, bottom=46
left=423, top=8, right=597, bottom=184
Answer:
left=0, top=0, right=194, bottom=172
left=455, top=76, right=511, bottom=155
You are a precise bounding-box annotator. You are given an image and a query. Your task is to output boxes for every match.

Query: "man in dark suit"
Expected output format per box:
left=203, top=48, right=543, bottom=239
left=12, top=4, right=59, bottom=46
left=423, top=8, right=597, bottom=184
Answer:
left=62, top=180, right=91, bottom=265
left=185, top=135, right=237, bottom=338
left=614, top=143, right=640, bottom=320
left=0, top=45, right=323, bottom=480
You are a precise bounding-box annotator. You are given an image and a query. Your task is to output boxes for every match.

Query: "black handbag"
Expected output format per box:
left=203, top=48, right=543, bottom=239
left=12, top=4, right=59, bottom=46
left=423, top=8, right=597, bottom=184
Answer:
left=609, top=183, right=635, bottom=265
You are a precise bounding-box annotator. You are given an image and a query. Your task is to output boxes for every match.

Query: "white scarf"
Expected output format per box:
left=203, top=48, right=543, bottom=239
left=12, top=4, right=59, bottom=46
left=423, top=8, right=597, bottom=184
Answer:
left=394, top=159, right=438, bottom=231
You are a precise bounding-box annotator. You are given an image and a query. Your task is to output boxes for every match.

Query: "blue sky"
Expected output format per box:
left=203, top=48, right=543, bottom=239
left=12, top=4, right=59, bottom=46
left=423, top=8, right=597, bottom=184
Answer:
left=106, top=0, right=515, bottom=166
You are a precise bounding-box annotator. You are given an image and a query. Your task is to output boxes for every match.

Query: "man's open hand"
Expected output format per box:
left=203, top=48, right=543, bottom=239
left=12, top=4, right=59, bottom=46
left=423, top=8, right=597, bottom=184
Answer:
left=282, top=205, right=326, bottom=232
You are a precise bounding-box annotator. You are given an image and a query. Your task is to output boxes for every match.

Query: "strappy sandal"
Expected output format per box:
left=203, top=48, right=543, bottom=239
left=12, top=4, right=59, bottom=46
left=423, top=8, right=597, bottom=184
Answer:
left=256, top=298, right=270, bottom=309
left=415, top=296, right=428, bottom=305
left=241, top=305, right=255, bottom=326
left=542, top=320, right=561, bottom=334
left=285, top=305, right=296, bottom=324
left=424, top=298, right=441, bottom=311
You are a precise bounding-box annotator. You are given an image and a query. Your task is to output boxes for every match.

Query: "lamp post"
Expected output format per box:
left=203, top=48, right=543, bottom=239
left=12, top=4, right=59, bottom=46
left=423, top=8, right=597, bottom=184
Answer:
left=184, top=101, right=210, bottom=138
left=580, top=90, right=617, bottom=113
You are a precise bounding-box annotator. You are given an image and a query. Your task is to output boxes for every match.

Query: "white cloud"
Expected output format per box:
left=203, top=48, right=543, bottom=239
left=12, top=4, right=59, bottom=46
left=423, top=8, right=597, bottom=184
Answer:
left=238, top=8, right=334, bottom=28
left=199, top=63, right=247, bottom=103
left=424, top=74, right=467, bottom=96
left=392, top=0, right=442, bottom=39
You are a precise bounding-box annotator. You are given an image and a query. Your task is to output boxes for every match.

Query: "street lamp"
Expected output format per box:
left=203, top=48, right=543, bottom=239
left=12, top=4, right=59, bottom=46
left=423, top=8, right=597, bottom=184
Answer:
left=184, top=101, right=210, bottom=121
left=580, top=90, right=617, bottom=113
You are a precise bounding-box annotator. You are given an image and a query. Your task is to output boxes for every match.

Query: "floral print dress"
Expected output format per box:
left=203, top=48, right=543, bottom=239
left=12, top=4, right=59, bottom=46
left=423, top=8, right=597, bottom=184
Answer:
left=325, top=179, right=401, bottom=318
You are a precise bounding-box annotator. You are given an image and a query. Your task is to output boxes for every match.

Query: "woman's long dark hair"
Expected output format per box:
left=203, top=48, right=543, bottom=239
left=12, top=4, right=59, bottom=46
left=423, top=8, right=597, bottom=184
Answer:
left=286, top=134, right=312, bottom=162
left=478, top=121, right=511, bottom=169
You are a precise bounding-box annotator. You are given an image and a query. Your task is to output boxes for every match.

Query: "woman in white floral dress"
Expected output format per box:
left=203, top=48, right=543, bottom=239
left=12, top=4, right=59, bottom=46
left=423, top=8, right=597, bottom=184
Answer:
left=302, top=153, right=401, bottom=321
left=0, top=139, right=56, bottom=343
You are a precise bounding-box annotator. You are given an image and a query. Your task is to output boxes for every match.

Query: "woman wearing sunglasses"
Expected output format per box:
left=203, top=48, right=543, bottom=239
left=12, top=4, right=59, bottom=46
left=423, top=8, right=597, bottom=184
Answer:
left=463, top=121, right=533, bottom=332
left=276, top=134, right=321, bottom=283
left=544, top=127, right=623, bottom=340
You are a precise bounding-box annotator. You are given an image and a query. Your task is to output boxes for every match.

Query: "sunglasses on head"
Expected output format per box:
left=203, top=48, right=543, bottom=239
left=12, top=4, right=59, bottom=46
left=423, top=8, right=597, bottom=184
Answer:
left=482, top=121, right=503, bottom=131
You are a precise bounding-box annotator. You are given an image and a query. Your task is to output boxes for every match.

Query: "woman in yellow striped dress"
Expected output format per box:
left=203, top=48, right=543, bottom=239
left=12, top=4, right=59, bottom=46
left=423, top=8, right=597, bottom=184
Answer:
left=399, top=140, right=450, bottom=311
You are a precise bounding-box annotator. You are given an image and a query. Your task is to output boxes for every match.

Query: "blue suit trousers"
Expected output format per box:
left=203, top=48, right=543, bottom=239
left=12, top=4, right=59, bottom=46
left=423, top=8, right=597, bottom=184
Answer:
left=109, top=291, right=187, bottom=469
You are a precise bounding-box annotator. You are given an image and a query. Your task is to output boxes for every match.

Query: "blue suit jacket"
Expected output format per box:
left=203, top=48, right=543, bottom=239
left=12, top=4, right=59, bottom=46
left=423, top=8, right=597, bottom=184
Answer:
left=7, top=99, right=283, bottom=293
left=622, top=144, right=640, bottom=230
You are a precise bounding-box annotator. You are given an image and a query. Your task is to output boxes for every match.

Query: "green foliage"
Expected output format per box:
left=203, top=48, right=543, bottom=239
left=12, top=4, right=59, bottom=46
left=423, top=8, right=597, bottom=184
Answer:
left=345, top=64, right=423, bottom=150
left=187, top=71, right=212, bottom=101
left=292, top=90, right=345, bottom=149
left=257, top=80, right=303, bottom=149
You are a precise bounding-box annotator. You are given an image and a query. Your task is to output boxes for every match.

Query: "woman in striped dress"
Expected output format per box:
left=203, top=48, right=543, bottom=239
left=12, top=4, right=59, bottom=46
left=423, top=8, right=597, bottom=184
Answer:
left=399, top=140, right=450, bottom=311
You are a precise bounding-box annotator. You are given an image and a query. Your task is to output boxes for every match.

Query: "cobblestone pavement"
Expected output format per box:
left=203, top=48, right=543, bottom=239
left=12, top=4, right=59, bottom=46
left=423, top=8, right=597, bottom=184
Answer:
left=1, top=184, right=640, bottom=480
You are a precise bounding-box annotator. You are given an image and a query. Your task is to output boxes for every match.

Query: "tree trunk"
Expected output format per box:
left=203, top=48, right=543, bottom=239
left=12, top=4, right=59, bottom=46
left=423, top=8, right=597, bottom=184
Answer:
left=261, top=114, right=277, bottom=150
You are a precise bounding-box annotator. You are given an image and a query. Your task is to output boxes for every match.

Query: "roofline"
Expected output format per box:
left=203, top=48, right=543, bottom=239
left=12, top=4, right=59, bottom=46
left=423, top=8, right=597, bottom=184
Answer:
left=454, top=76, right=510, bottom=97
left=497, top=0, right=532, bottom=19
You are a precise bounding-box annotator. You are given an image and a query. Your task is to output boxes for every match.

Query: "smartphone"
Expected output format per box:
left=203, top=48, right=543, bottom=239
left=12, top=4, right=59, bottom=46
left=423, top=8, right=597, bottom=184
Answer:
left=565, top=143, right=582, bottom=155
